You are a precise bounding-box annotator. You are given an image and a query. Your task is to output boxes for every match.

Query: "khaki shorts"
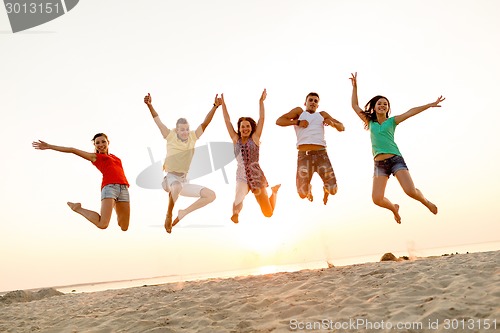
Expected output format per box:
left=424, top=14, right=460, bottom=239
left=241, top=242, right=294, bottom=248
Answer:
left=161, top=173, right=204, bottom=197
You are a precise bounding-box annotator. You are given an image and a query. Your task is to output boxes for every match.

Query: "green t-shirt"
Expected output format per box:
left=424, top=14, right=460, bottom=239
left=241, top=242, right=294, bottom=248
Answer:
left=369, top=117, right=402, bottom=157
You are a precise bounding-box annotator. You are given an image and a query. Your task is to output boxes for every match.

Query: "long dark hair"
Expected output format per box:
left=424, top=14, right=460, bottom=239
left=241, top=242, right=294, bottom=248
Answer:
left=236, top=117, right=257, bottom=138
left=361, top=95, right=391, bottom=130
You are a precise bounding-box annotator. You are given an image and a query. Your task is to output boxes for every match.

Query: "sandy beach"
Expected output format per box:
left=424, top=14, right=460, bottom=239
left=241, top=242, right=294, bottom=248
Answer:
left=1, top=250, right=498, bottom=333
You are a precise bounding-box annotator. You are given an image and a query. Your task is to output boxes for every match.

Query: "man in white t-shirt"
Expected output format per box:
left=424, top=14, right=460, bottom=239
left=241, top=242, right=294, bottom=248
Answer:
left=276, top=92, right=344, bottom=205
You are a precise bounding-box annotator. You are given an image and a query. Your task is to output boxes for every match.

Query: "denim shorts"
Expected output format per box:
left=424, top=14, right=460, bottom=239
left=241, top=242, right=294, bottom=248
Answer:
left=101, top=184, right=130, bottom=202
left=374, top=155, right=408, bottom=177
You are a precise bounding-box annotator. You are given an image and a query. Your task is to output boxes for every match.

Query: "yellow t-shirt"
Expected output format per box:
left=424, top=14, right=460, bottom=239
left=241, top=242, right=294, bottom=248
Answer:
left=164, top=130, right=198, bottom=173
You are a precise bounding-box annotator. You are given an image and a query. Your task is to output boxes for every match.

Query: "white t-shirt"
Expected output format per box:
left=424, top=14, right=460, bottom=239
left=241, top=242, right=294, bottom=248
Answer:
left=294, top=111, right=326, bottom=147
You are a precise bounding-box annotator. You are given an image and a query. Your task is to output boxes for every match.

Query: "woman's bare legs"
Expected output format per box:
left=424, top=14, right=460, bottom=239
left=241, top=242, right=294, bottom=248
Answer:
left=372, top=176, right=401, bottom=224
left=115, top=201, right=130, bottom=231
left=254, top=184, right=281, bottom=218
left=270, top=184, right=281, bottom=210
left=395, top=170, right=438, bottom=214
left=67, top=198, right=114, bottom=229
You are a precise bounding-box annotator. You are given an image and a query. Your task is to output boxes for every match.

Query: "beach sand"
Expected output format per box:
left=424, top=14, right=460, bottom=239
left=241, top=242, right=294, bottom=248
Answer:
left=1, top=250, right=498, bottom=332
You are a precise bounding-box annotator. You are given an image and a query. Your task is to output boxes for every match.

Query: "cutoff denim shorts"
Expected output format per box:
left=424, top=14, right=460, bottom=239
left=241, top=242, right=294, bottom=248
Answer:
left=373, top=155, right=408, bottom=177
left=101, top=184, right=130, bottom=202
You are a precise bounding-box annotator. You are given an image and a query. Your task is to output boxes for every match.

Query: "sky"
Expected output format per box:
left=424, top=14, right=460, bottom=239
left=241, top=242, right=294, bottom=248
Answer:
left=1, top=0, right=499, bottom=292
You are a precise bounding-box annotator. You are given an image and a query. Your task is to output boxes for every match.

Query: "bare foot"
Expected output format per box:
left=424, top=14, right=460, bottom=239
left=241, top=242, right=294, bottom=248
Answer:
left=165, top=215, right=173, bottom=233
left=425, top=200, right=438, bottom=215
left=231, top=214, right=239, bottom=224
left=172, top=209, right=187, bottom=227
left=306, top=185, right=313, bottom=202
left=329, top=184, right=338, bottom=196
left=393, top=204, right=402, bottom=224
left=271, top=184, right=281, bottom=194
left=323, top=188, right=329, bottom=205
left=323, top=187, right=330, bottom=205
left=67, top=202, right=82, bottom=212
left=323, top=185, right=337, bottom=205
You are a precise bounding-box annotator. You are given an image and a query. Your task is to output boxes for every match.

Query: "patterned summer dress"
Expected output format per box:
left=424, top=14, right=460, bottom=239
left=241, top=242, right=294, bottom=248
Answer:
left=235, top=138, right=268, bottom=191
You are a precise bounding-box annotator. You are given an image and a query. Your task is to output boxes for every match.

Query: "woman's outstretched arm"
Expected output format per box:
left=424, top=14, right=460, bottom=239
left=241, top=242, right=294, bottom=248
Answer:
left=395, top=96, right=445, bottom=124
left=350, top=72, right=369, bottom=127
left=32, top=140, right=96, bottom=162
left=254, top=88, right=267, bottom=140
left=220, top=93, right=239, bottom=143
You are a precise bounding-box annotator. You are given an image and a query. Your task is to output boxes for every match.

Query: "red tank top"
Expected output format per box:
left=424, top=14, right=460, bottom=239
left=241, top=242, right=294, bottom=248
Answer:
left=91, top=153, right=129, bottom=189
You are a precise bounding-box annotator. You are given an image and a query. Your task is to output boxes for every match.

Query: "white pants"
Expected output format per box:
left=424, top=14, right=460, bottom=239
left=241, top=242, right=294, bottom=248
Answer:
left=234, top=181, right=250, bottom=206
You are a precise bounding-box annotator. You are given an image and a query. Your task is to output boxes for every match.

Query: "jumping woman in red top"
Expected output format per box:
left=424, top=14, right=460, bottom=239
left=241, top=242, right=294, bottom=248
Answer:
left=32, top=133, right=130, bottom=231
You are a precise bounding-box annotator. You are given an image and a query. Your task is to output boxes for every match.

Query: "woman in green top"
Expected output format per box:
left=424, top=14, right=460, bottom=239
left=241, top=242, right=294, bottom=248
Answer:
left=350, top=72, right=445, bottom=224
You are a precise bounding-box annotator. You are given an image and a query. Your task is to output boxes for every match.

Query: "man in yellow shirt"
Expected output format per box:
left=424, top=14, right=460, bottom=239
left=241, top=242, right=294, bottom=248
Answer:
left=144, top=93, right=221, bottom=233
